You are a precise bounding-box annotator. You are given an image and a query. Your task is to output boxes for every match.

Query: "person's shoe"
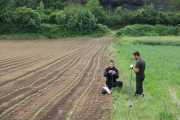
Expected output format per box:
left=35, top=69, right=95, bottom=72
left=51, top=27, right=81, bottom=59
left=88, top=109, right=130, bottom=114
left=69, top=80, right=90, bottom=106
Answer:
left=133, top=94, right=139, bottom=97
left=139, top=93, right=144, bottom=97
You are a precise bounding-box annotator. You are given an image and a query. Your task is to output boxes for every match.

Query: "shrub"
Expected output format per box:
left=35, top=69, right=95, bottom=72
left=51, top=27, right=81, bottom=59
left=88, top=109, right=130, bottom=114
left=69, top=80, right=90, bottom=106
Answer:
left=96, top=24, right=110, bottom=34
left=15, top=0, right=37, bottom=9
left=114, top=6, right=122, bottom=15
left=48, top=0, right=65, bottom=9
left=13, top=6, right=41, bottom=32
left=37, top=1, right=45, bottom=14
left=106, top=15, right=121, bottom=28
left=48, top=11, right=58, bottom=24
left=75, top=10, right=97, bottom=34
left=85, top=0, right=108, bottom=25
left=131, top=8, right=145, bottom=24
left=44, top=7, right=55, bottom=15
left=55, top=11, right=67, bottom=25
left=116, top=24, right=180, bottom=37
left=175, top=12, right=180, bottom=24
left=67, top=15, right=76, bottom=30
left=0, top=0, right=14, bottom=23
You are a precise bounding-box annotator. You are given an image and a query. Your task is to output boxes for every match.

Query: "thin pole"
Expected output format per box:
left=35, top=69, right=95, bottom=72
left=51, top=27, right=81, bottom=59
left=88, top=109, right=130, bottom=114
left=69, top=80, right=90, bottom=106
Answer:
left=128, top=69, right=132, bottom=97
left=112, top=72, right=113, bottom=90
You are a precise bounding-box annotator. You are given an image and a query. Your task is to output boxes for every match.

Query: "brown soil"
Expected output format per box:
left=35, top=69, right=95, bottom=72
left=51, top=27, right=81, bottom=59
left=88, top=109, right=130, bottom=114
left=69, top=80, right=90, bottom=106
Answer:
left=0, top=38, right=113, bottom=120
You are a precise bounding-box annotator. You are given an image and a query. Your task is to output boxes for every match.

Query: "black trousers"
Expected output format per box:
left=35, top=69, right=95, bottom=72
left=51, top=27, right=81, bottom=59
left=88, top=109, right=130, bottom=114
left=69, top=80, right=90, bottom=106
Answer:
left=135, top=74, right=145, bottom=95
left=102, top=81, right=123, bottom=94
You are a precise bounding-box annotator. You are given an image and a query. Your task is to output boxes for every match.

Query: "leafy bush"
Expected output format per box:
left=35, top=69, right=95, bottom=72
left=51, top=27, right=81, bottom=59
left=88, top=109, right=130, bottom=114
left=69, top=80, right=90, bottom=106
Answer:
left=116, top=24, right=180, bottom=37
left=47, top=0, right=65, bottom=9
left=44, top=7, right=55, bottom=15
left=106, top=15, right=121, bottom=28
left=95, top=24, right=110, bottom=34
left=0, top=0, right=14, bottom=23
left=85, top=0, right=108, bottom=24
left=55, top=11, right=67, bottom=25
left=15, top=0, right=37, bottom=9
left=48, top=11, right=58, bottom=24
left=37, top=1, right=45, bottom=14
left=114, top=6, right=122, bottom=15
left=175, top=12, right=180, bottom=24
left=67, top=15, right=76, bottom=30
left=75, top=10, right=97, bottom=34
left=13, top=6, right=41, bottom=32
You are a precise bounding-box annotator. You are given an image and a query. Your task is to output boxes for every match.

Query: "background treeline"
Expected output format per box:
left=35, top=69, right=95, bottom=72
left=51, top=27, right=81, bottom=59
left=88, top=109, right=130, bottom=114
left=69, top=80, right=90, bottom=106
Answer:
left=0, top=0, right=180, bottom=38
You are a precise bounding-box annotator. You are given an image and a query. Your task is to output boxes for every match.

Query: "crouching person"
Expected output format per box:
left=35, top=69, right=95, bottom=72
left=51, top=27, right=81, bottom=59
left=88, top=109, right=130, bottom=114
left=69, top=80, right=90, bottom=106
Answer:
left=102, top=60, right=123, bottom=94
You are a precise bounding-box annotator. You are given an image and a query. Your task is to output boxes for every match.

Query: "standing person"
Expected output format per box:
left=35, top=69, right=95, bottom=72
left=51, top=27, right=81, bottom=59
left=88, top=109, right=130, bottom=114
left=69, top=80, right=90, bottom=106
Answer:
left=132, top=51, right=146, bottom=96
left=102, top=60, right=123, bottom=94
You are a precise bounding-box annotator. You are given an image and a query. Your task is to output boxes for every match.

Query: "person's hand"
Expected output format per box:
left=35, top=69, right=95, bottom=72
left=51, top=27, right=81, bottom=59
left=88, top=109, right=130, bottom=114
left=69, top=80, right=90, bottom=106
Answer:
left=113, top=71, right=116, bottom=75
left=130, top=64, right=134, bottom=69
left=109, top=70, right=113, bottom=73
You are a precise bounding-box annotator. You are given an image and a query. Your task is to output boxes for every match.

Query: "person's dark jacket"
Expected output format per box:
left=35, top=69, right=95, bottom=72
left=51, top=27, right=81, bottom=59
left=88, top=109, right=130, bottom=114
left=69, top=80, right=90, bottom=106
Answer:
left=104, top=66, right=119, bottom=88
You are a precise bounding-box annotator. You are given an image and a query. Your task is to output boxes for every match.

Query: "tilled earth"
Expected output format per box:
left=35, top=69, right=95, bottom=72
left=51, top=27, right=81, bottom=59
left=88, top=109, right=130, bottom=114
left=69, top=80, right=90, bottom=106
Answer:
left=0, top=38, right=113, bottom=120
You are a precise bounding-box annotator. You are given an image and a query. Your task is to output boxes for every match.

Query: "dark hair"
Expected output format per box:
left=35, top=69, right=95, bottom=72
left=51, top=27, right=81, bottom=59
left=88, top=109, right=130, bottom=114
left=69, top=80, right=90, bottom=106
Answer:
left=109, top=60, right=114, bottom=64
left=133, top=51, right=140, bottom=56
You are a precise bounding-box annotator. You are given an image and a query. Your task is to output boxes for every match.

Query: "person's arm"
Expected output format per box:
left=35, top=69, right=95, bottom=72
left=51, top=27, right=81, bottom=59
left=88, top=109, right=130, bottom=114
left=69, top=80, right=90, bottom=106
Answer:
left=104, top=68, right=109, bottom=77
left=132, top=67, right=139, bottom=73
left=133, top=61, right=140, bottom=73
left=113, top=69, right=119, bottom=78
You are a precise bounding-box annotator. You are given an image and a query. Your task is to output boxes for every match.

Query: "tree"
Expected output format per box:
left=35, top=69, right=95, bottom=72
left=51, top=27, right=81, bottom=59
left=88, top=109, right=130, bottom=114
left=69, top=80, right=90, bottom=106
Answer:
left=37, top=1, right=45, bottom=14
left=15, top=0, right=37, bottom=9
left=85, top=0, right=107, bottom=25
left=48, top=0, right=64, bottom=9
left=115, top=6, right=122, bottom=15
left=13, top=6, right=41, bottom=31
left=55, top=11, right=66, bottom=25
left=0, top=0, right=14, bottom=23
left=75, top=10, right=97, bottom=34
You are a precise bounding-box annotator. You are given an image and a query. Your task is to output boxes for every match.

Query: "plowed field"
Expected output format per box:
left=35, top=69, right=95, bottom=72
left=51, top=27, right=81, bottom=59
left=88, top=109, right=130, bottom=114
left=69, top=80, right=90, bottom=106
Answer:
left=0, top=38, right=113, bottom=120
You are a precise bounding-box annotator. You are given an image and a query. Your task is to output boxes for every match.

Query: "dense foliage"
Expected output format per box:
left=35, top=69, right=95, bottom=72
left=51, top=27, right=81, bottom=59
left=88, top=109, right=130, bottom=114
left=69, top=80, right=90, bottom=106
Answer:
left=0, top=0, right=180, bottom=38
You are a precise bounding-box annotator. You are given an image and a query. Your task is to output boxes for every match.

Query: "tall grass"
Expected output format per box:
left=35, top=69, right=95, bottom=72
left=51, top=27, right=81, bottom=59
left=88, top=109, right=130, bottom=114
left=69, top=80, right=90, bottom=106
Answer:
left=109, top=37, right=180, bottom=120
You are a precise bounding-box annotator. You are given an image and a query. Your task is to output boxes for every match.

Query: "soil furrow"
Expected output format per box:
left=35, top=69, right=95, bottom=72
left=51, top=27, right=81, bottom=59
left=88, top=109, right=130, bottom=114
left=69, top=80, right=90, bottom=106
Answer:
left=0, top=43, right=101, bottom=119
left=31, top=41, right=108, bottom=120
left=70, top=42, right=112, bottom=120
left=0, top=39, right=89, bottom=74
left=0, top=45, right=94, bottom=98
left=0, top=39, right=97, bottom=85
left=0, top=39, right=77, bottom=64
left=0, top=38, right=113, bottom=120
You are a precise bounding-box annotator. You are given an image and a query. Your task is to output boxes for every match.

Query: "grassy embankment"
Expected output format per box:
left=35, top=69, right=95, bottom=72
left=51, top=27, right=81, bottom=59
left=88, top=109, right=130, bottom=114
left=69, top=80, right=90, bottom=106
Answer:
left=109, top=36, right=180, bottom=119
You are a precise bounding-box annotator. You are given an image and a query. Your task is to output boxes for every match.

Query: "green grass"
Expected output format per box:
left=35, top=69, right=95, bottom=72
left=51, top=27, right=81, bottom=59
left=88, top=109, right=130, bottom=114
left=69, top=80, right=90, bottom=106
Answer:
left=109, top=36, right=180, bottom=120
left=120, top=36, right=180, bottom=46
